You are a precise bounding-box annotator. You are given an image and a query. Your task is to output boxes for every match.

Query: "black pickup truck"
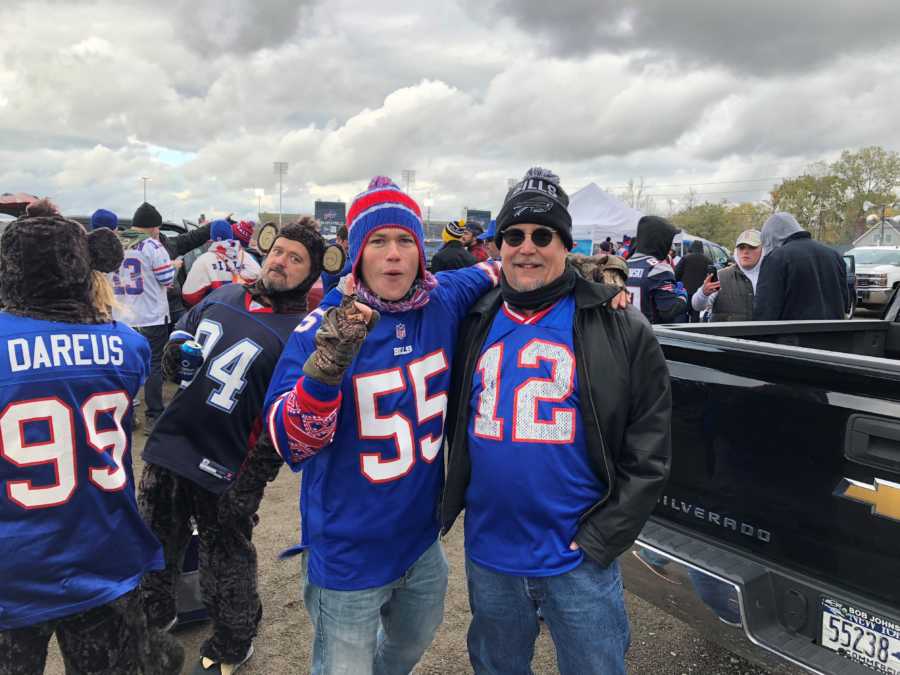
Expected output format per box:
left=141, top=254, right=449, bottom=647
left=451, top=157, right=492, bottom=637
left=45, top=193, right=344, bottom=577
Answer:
left=622, top=292, right=900, bottom=675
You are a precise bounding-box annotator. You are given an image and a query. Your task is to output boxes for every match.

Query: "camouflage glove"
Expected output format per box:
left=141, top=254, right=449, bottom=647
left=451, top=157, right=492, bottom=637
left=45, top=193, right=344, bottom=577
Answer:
left=596, top=254, right=628, bottom=288
left=303, top=292, right=380, bottom=386
left=161, top=339, right=187, bottom=383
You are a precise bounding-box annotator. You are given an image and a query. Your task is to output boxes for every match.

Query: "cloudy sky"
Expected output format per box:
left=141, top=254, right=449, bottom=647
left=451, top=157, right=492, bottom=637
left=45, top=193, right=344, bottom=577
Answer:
left=2, top=0, right=899, bottom=223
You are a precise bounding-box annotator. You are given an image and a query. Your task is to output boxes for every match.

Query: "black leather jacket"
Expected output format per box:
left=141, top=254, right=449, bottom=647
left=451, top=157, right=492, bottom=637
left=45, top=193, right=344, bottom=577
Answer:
left=441, top=277, right=672, bottom=567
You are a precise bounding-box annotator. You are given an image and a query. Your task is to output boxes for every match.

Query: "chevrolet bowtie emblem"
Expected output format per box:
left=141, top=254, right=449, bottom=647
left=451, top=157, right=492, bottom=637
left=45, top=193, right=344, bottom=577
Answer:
left=835, top=477, right=900, bottom=522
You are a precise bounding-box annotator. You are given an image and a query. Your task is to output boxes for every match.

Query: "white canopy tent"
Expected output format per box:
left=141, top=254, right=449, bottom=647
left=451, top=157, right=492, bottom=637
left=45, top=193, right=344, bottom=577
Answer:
left=569, top=183, right=642, bottom=245
left=568, top=182, right=720, bottom=254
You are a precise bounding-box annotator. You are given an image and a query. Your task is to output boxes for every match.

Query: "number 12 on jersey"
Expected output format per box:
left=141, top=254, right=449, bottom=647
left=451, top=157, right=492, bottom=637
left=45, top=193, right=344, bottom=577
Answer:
left=474, top=338, right=576, bottom=444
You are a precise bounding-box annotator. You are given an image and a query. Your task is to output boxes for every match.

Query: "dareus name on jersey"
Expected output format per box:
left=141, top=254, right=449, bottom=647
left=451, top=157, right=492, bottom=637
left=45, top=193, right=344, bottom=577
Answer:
left=7, top=333, right=125, bottom=372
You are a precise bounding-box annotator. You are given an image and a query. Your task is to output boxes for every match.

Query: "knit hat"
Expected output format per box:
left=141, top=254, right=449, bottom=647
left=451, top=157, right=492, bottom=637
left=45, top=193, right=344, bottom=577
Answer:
left=91, top=208, right=118, bottom=231
left=495, top=167, right=573, bottom=250
left=132, top=202, right=162, bottom=229
left=210, top=219, right=233, bottom=242
left=0, top=199, right=124, bottom=323
left=442, top=220, right=466, bottom=244
left=232, top=220, right=254, bottom=247
left=345, top=176, right=425, bottom=280
left=465, top=221, right=484, bottom=235
left=249, top=218, right=326, bottom=313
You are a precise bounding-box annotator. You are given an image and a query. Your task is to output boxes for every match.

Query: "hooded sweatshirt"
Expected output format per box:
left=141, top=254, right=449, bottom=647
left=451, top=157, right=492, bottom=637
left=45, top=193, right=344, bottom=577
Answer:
left=760, top=212, right=805, bottom=255
left=627, top=216, right=688, bottom=323
left=754, top=212, right=848, bottom=321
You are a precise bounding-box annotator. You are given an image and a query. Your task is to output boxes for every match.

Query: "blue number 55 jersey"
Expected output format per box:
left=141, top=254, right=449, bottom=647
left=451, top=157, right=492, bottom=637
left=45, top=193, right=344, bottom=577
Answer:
left=0, top=312, right=163, bottom=630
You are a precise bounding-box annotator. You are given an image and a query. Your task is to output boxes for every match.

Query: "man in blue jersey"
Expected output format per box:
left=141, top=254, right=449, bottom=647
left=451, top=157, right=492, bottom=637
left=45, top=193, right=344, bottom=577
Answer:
left=0, top=200, right=182, bottom=675
left=138, top=222, right=326, bottom=675
left=441, top=168, right=672, bottom=675
left=263, top=177, right=504, bottom=675
left=625, top=215, right=689, bottom=324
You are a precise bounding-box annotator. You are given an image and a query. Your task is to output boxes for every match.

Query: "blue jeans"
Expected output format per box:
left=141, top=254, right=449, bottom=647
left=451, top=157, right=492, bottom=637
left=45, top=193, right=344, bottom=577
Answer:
left=466, top=555, right=630, bottom=675
left=301, top=540, right=449, bottom=675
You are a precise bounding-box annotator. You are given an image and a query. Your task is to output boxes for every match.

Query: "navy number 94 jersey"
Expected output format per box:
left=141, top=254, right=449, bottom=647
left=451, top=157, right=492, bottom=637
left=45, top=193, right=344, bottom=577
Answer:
left=142, top=284, right=303, bottom=493
left=0, top=312, right=162, bottom=630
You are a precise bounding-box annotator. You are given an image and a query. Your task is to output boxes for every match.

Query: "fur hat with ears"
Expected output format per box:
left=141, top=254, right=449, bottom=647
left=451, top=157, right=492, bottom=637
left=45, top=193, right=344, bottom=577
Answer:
left=0, top=198, right=124, bottom=323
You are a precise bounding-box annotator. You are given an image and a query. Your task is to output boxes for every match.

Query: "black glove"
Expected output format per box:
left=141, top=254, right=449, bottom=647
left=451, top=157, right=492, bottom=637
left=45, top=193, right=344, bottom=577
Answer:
left=217, top=431, right=284, bottom=527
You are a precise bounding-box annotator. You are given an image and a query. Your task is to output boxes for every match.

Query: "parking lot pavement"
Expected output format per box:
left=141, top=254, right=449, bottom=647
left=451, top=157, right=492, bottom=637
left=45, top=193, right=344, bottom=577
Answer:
left=40, top=426, right=797, bottom=674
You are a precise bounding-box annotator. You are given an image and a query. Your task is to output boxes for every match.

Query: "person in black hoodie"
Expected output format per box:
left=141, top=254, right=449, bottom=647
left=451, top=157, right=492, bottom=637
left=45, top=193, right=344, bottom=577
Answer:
left=753, top=212, right=848, bottom=320
left=675, top=239, right=710, bottom=321
left=430, top=220, right=476, bottom=272
left=626, top=216, right=688, bottom=323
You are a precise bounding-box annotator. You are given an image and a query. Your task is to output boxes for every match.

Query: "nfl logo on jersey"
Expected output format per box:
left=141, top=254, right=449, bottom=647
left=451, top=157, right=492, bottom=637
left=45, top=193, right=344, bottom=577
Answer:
left=396, top=324, right=406, bottom=339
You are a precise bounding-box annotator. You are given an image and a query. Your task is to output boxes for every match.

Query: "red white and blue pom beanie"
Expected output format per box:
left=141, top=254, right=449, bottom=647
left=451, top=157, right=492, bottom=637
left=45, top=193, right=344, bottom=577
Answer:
left=346, top=176, right=426, bottom=280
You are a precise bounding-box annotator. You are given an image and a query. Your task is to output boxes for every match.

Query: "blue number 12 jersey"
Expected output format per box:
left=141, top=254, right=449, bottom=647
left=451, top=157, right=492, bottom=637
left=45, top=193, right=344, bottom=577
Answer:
left=0, top=312, right=163, bottom=630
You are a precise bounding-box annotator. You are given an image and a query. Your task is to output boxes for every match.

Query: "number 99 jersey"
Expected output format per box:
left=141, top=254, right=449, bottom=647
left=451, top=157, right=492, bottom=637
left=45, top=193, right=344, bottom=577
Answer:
left=0, top=312, right=162, bottom=630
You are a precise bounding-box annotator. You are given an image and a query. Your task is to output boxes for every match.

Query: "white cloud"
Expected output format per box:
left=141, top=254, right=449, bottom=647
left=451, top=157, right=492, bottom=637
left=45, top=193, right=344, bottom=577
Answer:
left=0, top=0, right=898, bottom=226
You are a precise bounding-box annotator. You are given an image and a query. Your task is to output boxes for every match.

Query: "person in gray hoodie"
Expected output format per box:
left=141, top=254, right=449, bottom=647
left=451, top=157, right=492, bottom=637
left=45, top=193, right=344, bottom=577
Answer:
left=753, top=212, right=848, bottom=321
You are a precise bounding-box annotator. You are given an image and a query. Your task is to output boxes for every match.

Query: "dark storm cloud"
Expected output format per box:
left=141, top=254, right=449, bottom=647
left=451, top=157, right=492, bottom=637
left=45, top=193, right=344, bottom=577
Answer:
left=172, top=0, right=319, bottom=56
left=471, top=0, right=900, bottom=74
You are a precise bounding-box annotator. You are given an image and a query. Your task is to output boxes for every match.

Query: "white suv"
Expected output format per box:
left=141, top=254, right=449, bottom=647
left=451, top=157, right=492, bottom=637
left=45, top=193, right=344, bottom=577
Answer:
left=847, top=246, right=900, bottom=308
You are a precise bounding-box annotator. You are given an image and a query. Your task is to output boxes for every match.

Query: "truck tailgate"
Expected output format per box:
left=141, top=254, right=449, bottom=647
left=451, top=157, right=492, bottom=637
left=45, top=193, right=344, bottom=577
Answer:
left=652, top=329, right=900, bottom=672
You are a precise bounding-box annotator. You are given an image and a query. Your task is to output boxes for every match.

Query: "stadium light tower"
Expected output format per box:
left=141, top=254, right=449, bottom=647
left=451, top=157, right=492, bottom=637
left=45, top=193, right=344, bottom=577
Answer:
left=254, top=188, right=264, bottom=218
left=423, top=193, right=434, bottom=226
left=273, top=162, right=289, bottom=227
left=401, top=169, right=416, bottom=194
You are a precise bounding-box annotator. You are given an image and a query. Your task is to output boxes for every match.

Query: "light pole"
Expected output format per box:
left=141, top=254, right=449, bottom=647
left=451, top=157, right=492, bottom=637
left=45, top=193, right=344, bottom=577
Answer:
left=401, top=169, right=416, bottom=194
left=140, top=177, right=151, bottom=202
left=273, top=162, right=289, bottom=227
left=423, top=194, right=434, bottom=228
left=254, top=188, right=264, bottom=219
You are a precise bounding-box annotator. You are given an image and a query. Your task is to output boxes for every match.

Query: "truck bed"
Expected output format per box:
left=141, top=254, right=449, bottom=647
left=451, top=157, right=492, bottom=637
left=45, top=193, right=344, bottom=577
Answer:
left=631, top=313, right=900, bottom=674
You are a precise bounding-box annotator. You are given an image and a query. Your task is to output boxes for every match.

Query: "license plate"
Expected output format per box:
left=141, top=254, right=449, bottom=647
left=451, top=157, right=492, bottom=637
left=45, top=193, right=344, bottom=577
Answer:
left=820, top=597, right=900, bottom=673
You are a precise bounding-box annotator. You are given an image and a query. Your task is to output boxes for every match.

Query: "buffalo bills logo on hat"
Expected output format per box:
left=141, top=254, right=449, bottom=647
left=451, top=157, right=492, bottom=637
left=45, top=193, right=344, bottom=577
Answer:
left=512, top=198, right=554, bottom=218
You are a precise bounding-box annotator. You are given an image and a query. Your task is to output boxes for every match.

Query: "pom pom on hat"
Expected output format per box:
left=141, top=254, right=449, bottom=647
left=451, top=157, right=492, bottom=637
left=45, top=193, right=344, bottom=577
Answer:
left=345, top=176, right=425, bottom=280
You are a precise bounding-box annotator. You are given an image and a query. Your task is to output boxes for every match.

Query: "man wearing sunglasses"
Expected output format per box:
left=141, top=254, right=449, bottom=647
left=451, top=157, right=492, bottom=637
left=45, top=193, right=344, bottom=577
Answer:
left=442, top=167, right=672, bottom=675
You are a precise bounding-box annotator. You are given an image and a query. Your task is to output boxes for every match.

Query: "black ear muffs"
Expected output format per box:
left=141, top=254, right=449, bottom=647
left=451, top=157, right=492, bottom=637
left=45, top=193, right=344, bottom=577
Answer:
left=87, top=227, right=124, bottom=273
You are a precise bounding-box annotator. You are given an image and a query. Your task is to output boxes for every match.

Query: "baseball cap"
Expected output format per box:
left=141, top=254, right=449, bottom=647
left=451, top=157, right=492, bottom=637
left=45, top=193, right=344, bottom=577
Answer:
left=735, top=229, right=762, bottom=247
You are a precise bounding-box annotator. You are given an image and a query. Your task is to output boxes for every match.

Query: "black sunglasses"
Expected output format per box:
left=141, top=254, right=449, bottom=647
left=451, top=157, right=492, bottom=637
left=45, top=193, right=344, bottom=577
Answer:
left=501, top=227, right=555, bottom=248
